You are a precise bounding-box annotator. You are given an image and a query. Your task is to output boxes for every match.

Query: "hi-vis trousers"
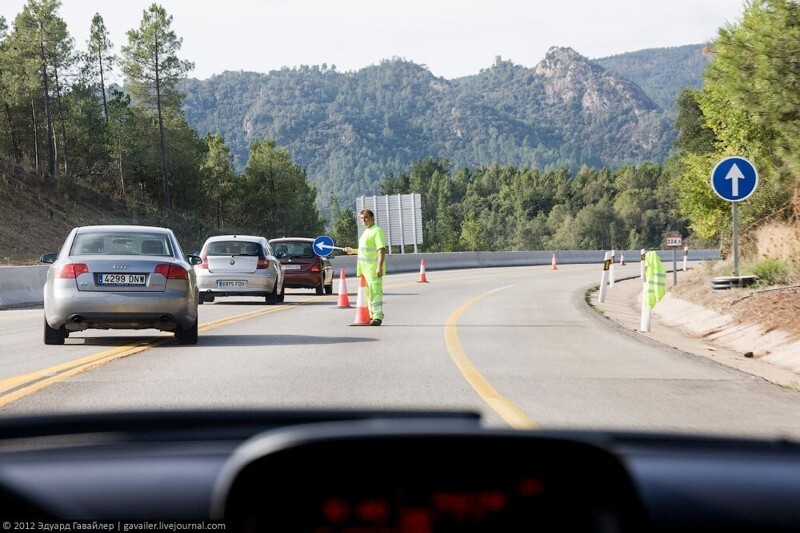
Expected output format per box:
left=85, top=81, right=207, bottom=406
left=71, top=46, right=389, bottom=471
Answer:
left=363, top=271, right=384, bottom=321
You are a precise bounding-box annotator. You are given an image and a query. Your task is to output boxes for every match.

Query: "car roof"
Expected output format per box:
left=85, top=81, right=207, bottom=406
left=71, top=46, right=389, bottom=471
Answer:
left=204, top=235, right=264, bottom=243
left=75, top=225, right=171, bottom=234
left=269, top=237, right=313, bottom=243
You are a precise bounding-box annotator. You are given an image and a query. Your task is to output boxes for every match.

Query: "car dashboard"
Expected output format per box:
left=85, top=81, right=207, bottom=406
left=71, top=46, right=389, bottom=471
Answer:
left=0, top=411, right=799, bottom=532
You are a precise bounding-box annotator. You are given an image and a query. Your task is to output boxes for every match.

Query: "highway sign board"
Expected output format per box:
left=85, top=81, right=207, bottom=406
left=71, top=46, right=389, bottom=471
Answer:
left=710, top=157, right=758, bottom=202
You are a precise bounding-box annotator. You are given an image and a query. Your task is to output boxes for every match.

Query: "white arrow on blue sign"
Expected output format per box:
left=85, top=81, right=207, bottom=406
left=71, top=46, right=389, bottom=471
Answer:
left=710, top=156, right=758, bottom=202
left=312, top=235, right=341, bottom=257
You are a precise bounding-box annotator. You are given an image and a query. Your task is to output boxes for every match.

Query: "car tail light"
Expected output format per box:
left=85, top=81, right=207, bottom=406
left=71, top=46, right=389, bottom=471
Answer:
left=257, top=256, right=269, bottom=269
left=198, top=254, right=208, bottom=269
left=155, top=264, right=189, bottom=280
left=311, top=264, right=321, bottom=272
left=57, top=263, right=89, bottom=278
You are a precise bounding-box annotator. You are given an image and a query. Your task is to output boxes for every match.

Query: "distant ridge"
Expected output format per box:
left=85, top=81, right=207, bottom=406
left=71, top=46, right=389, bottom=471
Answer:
left=180, top=44, right=706, bottom=208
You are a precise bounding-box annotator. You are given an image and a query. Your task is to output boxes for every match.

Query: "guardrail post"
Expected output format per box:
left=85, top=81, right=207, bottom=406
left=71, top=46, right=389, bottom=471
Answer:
left=598, top=251, right=611, bottom=303
left=683, top=246, right=688, bottom=271
left=609, top=249, right=616, bottom=287
left=640, top=249, right=646, bottom=279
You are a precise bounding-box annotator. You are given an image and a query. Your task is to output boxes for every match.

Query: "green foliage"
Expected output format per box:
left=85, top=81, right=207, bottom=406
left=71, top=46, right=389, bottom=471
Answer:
left=382, top=157, right=685, bottom=252
left=595, top=44, right=711, bottom=116
left=751, top=259, right=792, bottom=285
left=236, top=139, right=325, bottom=238
left=671, top=0, right=799, bottom=244
left=180, top=50, right=685, bottom=213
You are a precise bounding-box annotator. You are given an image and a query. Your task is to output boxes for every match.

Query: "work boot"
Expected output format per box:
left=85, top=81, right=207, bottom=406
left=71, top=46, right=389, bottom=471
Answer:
left=370, top=319, right=382, bottom=326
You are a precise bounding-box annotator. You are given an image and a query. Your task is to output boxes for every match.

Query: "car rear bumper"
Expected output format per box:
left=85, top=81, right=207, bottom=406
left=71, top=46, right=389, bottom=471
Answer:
left=45, top=284, right=197, bottom=331
left=195, top=272, right=276, bottom=295
left=282, top=272, right=323, bottom=289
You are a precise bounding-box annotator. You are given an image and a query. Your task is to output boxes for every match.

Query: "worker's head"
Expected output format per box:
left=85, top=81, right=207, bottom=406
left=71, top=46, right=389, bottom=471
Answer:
left=359, top=209, right=375, bottom=228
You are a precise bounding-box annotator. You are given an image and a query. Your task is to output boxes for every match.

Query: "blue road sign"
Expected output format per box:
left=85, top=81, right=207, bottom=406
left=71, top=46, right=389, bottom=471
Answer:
left=312, top=235, right=336, bottom=257
left=710, top=157, right=758, bottom=202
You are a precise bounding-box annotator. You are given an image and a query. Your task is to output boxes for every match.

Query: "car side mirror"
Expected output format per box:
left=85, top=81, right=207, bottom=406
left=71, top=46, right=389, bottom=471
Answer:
left=40, top=253, right=58, bottom=264
left=187, top=255, right=203, bottom=265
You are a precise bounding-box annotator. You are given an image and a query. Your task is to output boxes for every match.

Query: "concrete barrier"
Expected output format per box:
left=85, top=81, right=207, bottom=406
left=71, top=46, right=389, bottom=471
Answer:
left=0, top=249, right=721, bottom=310
left=0, top=265, right=48, bottom=309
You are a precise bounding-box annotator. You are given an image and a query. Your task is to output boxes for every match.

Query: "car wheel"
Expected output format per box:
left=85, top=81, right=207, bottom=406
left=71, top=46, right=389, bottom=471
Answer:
left=265, top=283, right=279, bottom=305
left=315, top=277, right=325, bottom=295
left=277, top=283, right=285, bottom=303
left=324, top=282, right=333, bottom=295
left=175, top=318, right=198, bottom=345
left=44, top=318, right=66, bottom=345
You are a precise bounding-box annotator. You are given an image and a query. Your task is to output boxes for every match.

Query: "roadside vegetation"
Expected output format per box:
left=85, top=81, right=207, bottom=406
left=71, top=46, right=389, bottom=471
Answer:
left=0, top=0, right=797, bottom=292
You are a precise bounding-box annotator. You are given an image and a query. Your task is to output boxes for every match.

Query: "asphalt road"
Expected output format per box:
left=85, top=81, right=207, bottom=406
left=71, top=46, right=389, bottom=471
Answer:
left=2, top=264, right=799, bottom=438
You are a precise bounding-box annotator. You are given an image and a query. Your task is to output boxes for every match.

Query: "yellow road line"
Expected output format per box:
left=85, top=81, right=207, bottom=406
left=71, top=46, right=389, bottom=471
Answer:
left=0, top=269, right=545, bottom=408
left=0, top=300, right=319, bottom=408
left=444, top=285, right=538, bottom=430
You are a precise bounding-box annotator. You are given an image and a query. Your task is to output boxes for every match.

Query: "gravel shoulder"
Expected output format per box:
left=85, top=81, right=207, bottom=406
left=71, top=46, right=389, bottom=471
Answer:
left=589, top=264, right=800, bottom=390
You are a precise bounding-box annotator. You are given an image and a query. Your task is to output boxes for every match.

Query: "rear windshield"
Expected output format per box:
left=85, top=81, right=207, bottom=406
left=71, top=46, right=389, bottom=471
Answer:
left=205, top=240, right=262, bottom=256
left=272, top=241, right=314, bottom=259
left=71, top=232, right=173, bottom=257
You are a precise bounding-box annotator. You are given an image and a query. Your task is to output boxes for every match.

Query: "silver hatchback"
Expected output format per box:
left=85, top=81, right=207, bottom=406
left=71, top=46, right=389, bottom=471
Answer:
left=41, top=225, right=200, bottom=345
left=195, top=235, right=285, bottom=304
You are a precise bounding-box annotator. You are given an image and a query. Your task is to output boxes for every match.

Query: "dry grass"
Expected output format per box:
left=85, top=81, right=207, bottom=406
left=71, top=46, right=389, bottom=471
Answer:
left=0, top=160, right=215, bottom=265
left=670, top=222, right=800, bottom=341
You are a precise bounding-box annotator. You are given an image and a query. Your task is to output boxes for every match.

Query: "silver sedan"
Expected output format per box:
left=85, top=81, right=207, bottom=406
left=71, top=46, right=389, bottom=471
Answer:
left=41, top=225, right=200, bottom=345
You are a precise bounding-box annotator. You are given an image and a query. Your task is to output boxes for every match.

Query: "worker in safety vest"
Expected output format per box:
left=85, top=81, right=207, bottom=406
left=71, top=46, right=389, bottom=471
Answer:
left=344, top=209, right=386, bottom=326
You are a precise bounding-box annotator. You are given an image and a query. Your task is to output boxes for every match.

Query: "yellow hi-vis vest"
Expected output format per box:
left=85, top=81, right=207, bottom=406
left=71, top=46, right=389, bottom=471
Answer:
left=356, top=224, right=386, bottom=277
left=644, top=251, right=666, bottom=309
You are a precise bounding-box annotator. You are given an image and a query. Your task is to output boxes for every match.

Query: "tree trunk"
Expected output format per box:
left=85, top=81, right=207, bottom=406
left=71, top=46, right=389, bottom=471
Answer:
left=30, top=98, right=39, bottom=172
left=99, top=52, right=108, bottom=124
left=154, top=55, right=170, bottom=210
left=40, top=41, right=55, bottom=176
left=53, top=66, right=69, bottom=176
left=3, top=102, right=21, bottom=164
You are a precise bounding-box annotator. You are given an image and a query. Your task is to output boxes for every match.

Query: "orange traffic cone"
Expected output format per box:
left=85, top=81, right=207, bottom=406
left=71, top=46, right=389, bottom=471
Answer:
left=336, top=269, right=351, bottom=308
left=350, top=276, right=371, bottom=326
left=417, top=259, right=429, bottom=283
left=551, top=252, right=558, bottom=270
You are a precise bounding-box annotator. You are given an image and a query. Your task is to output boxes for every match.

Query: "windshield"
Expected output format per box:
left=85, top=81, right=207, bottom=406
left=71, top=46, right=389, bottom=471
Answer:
left=2, top=0, right=800, bottom=445
left=71, top=232, right=173, bottom=257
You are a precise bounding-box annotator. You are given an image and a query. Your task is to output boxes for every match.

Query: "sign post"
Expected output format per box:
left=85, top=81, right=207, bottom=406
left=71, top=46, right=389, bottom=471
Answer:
left=710, top=157, right=759, bottom=276
left=664, top=235, right=682, bottom=286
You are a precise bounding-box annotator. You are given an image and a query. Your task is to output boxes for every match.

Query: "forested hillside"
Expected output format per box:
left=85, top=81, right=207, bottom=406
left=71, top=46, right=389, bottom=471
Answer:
left=595, top=44, right=710, bottom=116
left=180, top=47, right=681, bottom=209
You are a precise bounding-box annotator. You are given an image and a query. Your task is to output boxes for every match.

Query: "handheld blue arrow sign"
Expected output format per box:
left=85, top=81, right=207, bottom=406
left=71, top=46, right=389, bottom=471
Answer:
left=710, top=156, right=758, bottom=202
left=312, top=235, right=341, bottom=257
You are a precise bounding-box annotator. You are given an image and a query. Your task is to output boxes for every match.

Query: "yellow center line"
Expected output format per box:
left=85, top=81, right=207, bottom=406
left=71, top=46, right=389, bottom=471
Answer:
left=444, top=285, right=538, bottom=430
left=0, top=299, right=327, bottom=408
left=0, top=268, right=547, bottom=408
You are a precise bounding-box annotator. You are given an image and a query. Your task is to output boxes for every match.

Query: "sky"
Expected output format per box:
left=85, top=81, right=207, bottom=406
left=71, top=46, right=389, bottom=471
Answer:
left=2, top=0, right=746, bottom=81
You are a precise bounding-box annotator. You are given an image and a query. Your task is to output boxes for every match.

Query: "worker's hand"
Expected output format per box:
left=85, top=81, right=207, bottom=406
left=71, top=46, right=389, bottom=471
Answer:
left=344, top=247, right=354, bottom=255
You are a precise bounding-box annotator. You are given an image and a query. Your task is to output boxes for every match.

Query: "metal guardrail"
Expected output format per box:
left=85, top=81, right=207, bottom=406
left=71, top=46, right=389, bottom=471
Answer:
left=0, top=249, right=722, bottom=309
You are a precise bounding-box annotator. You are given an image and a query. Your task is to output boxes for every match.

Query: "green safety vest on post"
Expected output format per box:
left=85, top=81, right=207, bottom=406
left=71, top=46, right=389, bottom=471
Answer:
left=643, top=251, right=666, bottom=309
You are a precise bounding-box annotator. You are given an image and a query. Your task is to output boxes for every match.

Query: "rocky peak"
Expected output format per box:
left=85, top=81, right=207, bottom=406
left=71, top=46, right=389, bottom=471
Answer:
left=535, top=46, right=657, bottom=114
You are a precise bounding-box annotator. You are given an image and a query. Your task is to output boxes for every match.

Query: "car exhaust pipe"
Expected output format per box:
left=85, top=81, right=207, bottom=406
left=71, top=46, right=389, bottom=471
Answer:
left=71, top=315, right=83, bottom=323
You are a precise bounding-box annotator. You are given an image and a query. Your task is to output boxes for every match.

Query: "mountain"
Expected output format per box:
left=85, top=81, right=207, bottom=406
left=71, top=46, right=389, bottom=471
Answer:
left=180, top=46, right=701, bottom=208
left=594, top=44, right=710, bottom=116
